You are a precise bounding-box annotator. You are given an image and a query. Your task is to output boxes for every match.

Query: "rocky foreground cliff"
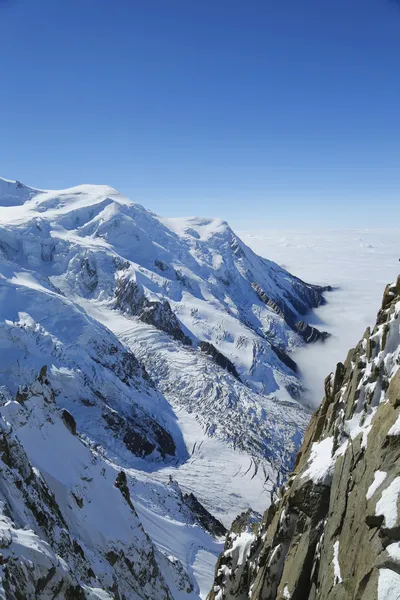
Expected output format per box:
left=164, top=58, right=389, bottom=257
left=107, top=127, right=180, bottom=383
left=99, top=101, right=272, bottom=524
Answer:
left=209, top=276, right=400, bottom=600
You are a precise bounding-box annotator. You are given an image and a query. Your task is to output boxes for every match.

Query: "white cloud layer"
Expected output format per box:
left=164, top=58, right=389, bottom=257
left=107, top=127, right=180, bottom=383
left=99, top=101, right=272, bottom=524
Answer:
left=241, top=229, right=400, bottom=407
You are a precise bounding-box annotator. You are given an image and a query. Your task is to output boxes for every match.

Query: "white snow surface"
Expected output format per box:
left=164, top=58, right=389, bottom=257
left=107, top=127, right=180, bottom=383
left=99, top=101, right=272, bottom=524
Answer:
left=332, top=540, right=342, bottom=585
left=283, top=585, right=291, bottom=599
left=376, top=477, right=400, bottom=529
left=388, top=414, right=400, bottom=436
left=226, top=530, right=255, bottom=568
left=378, top=568, right=400, bottom=600
left=366, top=471, right=387, bottom=500
left=386, top=543, right=400, bottom=562
left=302, top=436, right=334, bottom=484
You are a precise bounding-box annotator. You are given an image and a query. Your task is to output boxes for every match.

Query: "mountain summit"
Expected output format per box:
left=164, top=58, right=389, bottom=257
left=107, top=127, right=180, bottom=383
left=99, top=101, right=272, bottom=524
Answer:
left=0, top=178, right=330, bottom=597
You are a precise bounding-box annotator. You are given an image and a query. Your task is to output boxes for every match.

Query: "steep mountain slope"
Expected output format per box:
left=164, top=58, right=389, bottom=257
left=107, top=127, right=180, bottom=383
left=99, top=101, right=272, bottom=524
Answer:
left=209, top=275, right=400, bottom=600
left=0, top=177, right=330, bottom=596
left=0, top=368, right=222, bottom=599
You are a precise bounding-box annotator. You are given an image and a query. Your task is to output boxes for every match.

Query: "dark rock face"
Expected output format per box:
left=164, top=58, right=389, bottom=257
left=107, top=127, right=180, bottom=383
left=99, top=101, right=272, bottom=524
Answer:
left=15, top=385, right=29, bottom=405
left=252, top=282, right=330, bottom=344
left=293, top=320, right=330, bottom=344
left=91, top=339, right=149, bottom=385
left=115, top=278, right=192, bottom=346
left=209, top=275, right=400, bottom=600
left=81, top=256, right=98, bottom=292
left=183, top=493, right=227, bottom=538
left=154, top=259, right=170, bottom=272
left=38, top=365, right=50, bottom=386
left=61, top=409, right=77, bottom=435
left=102, top=408, right=176, bottom=459
left=114, top=471, right=135, bottom=512
left=288, top=278, right=332, bottom=315
left=140, top=300, right=192, bottom=346
left=270, top=344, right=298, bottom=373
left=199, top=342, right=240, bottom=379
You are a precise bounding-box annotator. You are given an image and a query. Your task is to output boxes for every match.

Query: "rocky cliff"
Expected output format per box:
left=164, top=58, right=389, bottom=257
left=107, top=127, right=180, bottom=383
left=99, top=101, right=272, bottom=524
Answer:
left=209, top=275, right=400, bottom=600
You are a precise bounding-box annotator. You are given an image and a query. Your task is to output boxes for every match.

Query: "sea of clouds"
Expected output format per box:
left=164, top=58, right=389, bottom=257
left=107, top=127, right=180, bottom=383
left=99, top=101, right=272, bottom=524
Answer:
left=241, top=228, right=400, bottom=407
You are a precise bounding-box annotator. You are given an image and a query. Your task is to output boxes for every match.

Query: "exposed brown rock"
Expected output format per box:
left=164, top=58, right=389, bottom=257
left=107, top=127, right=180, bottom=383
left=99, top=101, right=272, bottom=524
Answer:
left=209, top=275, right=400, bottom=600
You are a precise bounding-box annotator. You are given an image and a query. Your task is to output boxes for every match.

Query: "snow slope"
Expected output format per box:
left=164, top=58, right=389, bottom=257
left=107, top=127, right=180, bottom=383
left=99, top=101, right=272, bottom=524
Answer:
left=0, top=178, right=329, bottom=596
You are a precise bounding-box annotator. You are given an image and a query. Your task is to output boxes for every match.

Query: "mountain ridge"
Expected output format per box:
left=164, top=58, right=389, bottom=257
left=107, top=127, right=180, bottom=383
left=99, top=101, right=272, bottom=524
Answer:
left=209, top=275, right=400, bottom=600
left=0, top=176, right=332, bottom=597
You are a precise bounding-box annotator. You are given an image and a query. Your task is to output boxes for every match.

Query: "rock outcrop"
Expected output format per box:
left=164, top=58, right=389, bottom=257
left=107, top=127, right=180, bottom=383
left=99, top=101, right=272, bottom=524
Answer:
left=115, top=277, right=192, bottom=346
left=199, top=342, right=240, bottom=380
left=183, top=492, right=227, bottom=538
left=252, top=282, right=330, bottom=343
left=209, top=275, right=400, bottom=600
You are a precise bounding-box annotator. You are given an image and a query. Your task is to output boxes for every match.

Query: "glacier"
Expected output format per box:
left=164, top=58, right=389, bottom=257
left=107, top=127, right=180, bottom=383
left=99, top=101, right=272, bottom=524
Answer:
left=0, top=177, right=330, bottom=598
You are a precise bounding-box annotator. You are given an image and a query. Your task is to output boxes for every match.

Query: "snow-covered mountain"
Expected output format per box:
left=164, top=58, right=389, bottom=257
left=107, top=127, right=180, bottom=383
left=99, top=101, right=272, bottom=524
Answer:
left=0, top=368, right=222, bottom=599
left=0, top=177, right=330, bottom=597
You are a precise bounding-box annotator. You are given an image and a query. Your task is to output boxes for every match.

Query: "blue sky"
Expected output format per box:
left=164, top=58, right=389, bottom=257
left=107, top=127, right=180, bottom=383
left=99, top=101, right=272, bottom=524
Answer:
left=1, top=0, right=400, bottom=228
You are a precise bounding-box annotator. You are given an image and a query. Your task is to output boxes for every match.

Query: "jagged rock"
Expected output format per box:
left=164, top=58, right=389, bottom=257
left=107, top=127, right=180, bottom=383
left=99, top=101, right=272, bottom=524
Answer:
left=252, top=282, right=330, bottom=344
left=38, top=365, right=48, bottom=383
left=199, top=341, right=240, bottom=379
left=115, top=471, right=135, bottom=512
left=209, top=275, right=400, bottom=600
left=154, top=259, right=169, bottom=272
left=270, top=344, right=298, bottom=373
left=252, top=283, right=286, bottom=319
left=115, top=277, right=192, bottom=345
left=140, top=300, right=192, bottom=345
left=102, top=407, right=176, bottom=459
left=81, top=256, right=98, bottom=292
left=183, top=493, right=227, bottom=537
left=15, top=385, right=29, bottom=405
left=294, top=320, right=330, bottom=343
left=61, top=409, right=77, bottom=435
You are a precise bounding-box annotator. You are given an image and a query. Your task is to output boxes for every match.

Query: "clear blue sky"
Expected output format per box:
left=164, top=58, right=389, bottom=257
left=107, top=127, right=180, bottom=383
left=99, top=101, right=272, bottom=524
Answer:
left=1, top=0, right=400, bottom=228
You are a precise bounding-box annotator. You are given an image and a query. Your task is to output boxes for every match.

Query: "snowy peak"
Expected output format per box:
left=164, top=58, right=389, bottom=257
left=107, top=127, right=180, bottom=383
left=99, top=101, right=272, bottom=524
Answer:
left=0, top=176, right=332, bottom=597
left=0, top=176, right=330, bottom=477
left=0, top=177, right=39, bottom=207
left=0, top=177, right=136, bottom=222
left=0, top=177, right=330, bottom=469
left=160, top=215, right=232, bottom=242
